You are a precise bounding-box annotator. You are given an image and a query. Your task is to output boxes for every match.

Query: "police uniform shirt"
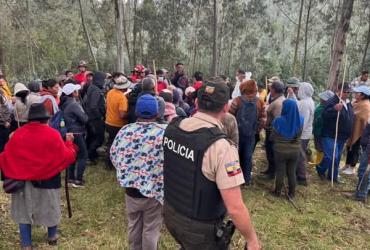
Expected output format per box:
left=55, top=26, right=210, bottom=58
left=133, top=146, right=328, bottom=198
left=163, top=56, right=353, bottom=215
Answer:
left=179, top=112, right=245, bottom=189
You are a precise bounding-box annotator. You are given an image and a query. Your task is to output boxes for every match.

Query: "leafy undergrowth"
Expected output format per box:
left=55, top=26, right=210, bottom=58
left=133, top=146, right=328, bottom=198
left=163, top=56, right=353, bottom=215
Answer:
left=1, top=147, right=370, bottom=250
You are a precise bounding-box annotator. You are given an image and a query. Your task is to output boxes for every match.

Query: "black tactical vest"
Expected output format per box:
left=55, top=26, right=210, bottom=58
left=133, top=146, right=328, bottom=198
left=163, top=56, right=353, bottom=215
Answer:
left=163, top=117, right=227, bottom=222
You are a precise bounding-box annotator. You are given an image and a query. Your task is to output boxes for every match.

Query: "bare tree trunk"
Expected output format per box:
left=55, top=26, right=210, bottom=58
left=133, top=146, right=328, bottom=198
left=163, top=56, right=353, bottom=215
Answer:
left=122, top=3, right=131, bottom=69
left=114, top=0, right=125, bottom=72
left=0, top=13, right=4, bottom=73
left=360, top=16, right=370, bottom=71
left=26, top=0, right=35, bottom=79
left=78, top=0, right=99, bottom=70
left=327, top=0, right=354, bottom=89
left=132, top=0, right=138, bottom=66
left=217, top=2, right=225, bottom=74
left=227, top=31, right=234, bottom=76
left=292, top=0, right=304, bottom=76
left=191, top=0, right=201, bottom=74
left=330, top=0, right=342, bottom=58
left=302, top=0, right=312, bottom=81
left=211, top=0, right=218, bottom=76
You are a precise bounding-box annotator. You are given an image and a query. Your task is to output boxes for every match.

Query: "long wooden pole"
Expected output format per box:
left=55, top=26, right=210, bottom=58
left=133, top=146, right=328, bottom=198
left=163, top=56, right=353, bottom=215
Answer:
left=331, top=54, right=348, bottom=187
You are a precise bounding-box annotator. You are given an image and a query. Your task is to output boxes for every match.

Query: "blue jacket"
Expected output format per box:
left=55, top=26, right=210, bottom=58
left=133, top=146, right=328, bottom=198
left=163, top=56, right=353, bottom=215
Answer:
left=321, top=95, right=354, bottom=140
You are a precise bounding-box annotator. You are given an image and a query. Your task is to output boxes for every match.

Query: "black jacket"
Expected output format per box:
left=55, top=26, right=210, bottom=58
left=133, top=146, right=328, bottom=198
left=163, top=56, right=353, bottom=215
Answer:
left=60, top=96, right=88, bottom=134
left=82, top=72, right=106, bottom=121
left=321, top=95, right=354, bottom=140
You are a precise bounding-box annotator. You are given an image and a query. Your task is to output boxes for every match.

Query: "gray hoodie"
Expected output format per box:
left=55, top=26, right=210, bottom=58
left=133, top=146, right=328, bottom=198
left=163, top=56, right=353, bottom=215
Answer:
left=297, top=82, right=315, bottom=140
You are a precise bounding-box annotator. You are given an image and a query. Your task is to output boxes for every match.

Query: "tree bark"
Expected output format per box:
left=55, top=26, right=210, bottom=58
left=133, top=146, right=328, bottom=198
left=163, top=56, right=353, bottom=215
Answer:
left=302, top=0, right=312, bottom=81
left=360, top=16, right=370, bottom=71
left=132, top=0, right=138, bottom=66
left=114, top=0, right=125, bottom=72
left=0, top=12, right=4, bottom=73
left=292, top=0, right=304, bottom=76
left=191, top=0, right=201, bottom=74
left=78, top=0, right=99, bottom=70
left=26, top=0, right=35, bottom=79
left=211, top=0, right=218, bottom=76
left=327, top=0, right=354, bottom=90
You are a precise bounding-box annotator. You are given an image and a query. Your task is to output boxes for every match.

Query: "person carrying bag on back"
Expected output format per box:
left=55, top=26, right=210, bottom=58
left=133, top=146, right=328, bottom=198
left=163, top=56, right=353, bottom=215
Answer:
left=229, top=80, right=266, bottom=185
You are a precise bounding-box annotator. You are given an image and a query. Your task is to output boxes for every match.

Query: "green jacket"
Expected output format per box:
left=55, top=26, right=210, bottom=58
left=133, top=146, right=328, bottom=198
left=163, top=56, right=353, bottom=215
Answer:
left=313, top=104, right=324, bottom=138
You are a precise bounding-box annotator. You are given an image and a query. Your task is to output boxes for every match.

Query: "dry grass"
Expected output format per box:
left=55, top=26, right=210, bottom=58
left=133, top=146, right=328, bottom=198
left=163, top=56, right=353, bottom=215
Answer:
left=1, top=146, right=370, bottom=250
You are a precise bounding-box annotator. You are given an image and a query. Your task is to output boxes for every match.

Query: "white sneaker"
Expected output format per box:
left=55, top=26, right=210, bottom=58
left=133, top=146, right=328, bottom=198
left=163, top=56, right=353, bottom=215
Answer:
left=343, top=167, right=355, bottom=175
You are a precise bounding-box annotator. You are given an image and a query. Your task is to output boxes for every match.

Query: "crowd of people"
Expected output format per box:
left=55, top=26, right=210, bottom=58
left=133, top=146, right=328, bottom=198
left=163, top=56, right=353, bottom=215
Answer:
left=0, top=61, right=369, bottom=249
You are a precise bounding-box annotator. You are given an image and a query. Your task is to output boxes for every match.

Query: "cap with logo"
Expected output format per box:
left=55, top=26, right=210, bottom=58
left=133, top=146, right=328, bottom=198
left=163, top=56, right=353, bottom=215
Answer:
left=197, top=78, right=229, bottom=105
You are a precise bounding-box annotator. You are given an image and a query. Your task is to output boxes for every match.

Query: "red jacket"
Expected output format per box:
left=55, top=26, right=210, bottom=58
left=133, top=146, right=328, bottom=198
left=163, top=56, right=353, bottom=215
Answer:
left=157, top=81, right=167, bottom=93
left=193, top=81, right=203, bottom=90
left=0, top=122, right=77, bottom=180
left=75, top=72, right=87, bottom=85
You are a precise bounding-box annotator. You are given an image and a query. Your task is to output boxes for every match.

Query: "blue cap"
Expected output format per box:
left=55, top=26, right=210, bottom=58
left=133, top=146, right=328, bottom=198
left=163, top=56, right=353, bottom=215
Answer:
left=135, top=94, right=158, bottom=119
left=353, top=85, right=370, bottom=96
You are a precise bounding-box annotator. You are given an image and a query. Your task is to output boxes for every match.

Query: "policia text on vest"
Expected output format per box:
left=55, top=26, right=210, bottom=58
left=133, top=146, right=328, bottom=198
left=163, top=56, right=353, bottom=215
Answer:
left=163, top=136, right=195, bottom=162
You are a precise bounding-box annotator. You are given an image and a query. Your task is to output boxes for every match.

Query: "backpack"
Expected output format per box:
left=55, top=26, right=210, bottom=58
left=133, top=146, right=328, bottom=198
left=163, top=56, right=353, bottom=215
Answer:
left=40, top=95, right=67, bottom=138
left=236, top=96, right=258, bottom=137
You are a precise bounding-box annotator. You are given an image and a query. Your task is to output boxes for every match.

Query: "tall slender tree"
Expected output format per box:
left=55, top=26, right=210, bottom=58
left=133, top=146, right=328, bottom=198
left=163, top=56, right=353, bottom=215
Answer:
left=211, top=0, right=218, bottom=76
left=327, top=0, right=355, bottom=89
left=78, top=0, right=99, bottom=70
left=115, top=0, right=125, bottom=72
left=292, top=0, right=305, bottom=76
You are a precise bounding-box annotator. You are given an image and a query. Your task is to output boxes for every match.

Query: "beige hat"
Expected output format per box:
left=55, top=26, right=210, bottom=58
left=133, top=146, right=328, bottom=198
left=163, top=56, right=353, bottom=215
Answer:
left=268, top=76, right=280, bottom=83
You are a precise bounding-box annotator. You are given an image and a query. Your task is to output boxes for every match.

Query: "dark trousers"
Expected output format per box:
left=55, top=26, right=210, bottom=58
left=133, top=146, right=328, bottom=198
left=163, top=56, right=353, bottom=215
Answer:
left=68, top=134, right=88, bottom=181
left=239, top=135, right=255, bottom=183
left=164, top=204, right=226, bottom=250
left=0, top=125, right=10, bottom=152
left=86, top=119, right=105, bottom=161
left=345, top=139, right=361, bottom=167
left=274, top=150, right=300, bottom=195
left=264, top=130, right=275, bottom=176
left=253, top=133, right=260, bottom=152
left=105, top=124, right=121, bottom=169
left=296, top=139, right=309, bottom=181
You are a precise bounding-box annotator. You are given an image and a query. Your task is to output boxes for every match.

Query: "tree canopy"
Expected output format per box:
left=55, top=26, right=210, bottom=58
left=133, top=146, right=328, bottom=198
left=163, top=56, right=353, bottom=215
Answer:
left=0, top=0, right=369, bottom=89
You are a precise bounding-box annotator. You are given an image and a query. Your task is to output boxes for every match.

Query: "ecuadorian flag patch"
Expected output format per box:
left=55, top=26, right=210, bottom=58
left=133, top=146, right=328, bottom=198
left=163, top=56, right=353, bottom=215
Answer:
left=225, top=161, right=241, bottom=177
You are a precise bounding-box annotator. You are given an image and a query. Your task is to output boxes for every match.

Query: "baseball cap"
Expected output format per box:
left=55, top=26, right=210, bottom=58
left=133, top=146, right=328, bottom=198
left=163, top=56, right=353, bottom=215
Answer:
left=135, top=94, right=158, bottom=119
left=286, top=77, right=300, bottom=87
left=197, top=78, right=230, bottom=105
left=318, top=90, right=335, bottom=101
left=353, top=85, right=370, bottom=96
left=62, top=83, right=81, bottom=95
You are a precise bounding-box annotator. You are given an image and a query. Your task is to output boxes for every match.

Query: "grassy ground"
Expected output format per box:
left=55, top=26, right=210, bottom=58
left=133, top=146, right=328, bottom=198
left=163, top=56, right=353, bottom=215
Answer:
left=1, top=146, right=370, bottom=250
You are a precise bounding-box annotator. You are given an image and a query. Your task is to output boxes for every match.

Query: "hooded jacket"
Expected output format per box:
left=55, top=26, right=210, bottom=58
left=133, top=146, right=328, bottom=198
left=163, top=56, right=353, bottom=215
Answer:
left=14, top=83, right=30, bottom=123
left=60, top=96, right=88, bottom=134
left=82, top=71, right=106, bottom=121
left=297, top=82, right=315, bottom=140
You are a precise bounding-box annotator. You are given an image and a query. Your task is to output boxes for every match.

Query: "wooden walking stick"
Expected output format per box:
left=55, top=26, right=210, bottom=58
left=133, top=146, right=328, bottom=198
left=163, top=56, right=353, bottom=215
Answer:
left=331, top=54, right=348, bottom=187
left=65, top=170, right=72, bottom=218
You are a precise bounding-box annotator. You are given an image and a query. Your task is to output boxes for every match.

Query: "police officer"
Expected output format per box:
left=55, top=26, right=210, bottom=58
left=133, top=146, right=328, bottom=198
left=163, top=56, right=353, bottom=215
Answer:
left=163, top=77, right=260, bottom=250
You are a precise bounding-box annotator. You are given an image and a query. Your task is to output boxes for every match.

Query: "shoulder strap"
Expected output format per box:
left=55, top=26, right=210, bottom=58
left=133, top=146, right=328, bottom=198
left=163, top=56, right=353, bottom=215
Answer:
left=40, top=95, right=59, bottom=114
